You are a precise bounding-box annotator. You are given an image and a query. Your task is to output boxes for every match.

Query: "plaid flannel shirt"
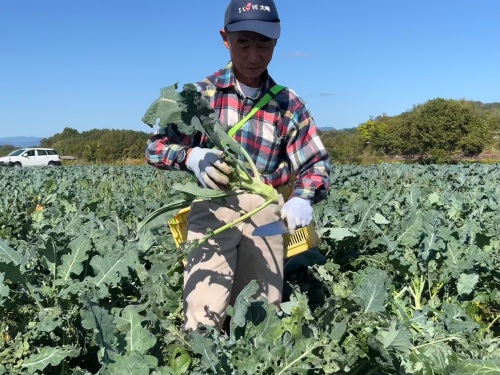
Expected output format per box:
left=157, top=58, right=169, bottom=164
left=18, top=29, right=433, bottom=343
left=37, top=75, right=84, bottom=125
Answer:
left=145, top=62, right=331, bottom=202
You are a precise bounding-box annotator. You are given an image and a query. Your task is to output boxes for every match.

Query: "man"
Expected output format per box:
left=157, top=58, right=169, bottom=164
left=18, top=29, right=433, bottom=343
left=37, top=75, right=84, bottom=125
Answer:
left=145, top=0, right=331, bottom=331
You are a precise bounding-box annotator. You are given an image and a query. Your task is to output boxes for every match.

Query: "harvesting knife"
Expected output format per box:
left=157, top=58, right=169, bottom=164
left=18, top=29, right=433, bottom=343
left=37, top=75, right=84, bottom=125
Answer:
left=252, top=220, right=289, bottom=237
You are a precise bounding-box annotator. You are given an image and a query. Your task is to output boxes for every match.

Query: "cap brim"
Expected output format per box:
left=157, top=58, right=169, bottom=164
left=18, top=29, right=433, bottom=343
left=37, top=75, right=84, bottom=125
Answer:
left=226, top=20, right=280, bottom=39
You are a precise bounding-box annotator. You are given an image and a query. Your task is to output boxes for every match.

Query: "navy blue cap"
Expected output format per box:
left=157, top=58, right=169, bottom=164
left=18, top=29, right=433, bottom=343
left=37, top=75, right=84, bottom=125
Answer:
left=224, top=0, right=281, bottom=39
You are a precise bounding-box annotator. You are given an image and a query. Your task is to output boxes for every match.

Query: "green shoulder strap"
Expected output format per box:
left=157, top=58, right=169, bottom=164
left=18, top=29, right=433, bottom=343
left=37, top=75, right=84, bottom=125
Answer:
left=228, top=85, right=285, bottom=137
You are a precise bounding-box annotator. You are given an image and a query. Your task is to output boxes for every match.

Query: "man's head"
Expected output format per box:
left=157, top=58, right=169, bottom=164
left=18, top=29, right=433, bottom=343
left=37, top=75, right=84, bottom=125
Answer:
left=224, top=0, right=280, bottom=40
left=221, top=0, right=280, bottom=87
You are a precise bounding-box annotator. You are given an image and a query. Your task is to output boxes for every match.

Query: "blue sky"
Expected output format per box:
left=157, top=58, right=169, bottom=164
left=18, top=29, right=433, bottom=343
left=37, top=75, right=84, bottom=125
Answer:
left=1, top=0, right=499, bottom=138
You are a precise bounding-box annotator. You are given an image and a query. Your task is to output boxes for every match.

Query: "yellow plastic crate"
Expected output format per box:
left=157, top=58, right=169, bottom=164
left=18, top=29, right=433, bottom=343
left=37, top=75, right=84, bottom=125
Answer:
left=167, top=183, right=320, bottom=258
left=168, top=206, right=190, bottom=245
left=283, top=224, right=320, bottom=258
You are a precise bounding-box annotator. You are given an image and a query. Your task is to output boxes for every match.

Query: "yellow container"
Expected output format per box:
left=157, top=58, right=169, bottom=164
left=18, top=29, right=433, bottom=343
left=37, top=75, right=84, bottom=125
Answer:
left=167, top=183, right=320, bottom=258
left=168, top=207, right=190, bottom=245
left=283, top=224, right=320, bottom=258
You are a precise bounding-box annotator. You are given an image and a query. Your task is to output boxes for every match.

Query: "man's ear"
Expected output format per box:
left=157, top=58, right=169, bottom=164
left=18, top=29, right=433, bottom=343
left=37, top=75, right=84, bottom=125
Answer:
left=220, top=29, right=230, bottom=49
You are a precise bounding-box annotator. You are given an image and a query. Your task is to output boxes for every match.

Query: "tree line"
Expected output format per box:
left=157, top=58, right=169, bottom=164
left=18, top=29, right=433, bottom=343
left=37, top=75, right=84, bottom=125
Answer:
left=40, top=128, right=151, bottom=163
left=320, top=99, right=500, bottom=164
left=1, top=99, right=499, bottom=164
left=0, top=128, right=152, bottom=162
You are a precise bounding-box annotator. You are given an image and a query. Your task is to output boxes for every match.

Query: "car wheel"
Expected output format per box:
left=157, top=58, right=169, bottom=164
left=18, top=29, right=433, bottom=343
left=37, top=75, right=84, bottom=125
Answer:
left=13, top=162, right=22, bottom=168
left=48, top=161, right=56, bottom=167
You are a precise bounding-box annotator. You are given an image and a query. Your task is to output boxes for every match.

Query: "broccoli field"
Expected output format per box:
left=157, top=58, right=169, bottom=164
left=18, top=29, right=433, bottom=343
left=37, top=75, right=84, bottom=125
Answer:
left=1, top=164, right=500, bottom=375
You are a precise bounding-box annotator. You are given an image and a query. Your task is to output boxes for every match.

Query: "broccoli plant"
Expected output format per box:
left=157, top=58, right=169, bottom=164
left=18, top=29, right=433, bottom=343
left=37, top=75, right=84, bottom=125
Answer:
left=139, top=83, right=280, bottom=245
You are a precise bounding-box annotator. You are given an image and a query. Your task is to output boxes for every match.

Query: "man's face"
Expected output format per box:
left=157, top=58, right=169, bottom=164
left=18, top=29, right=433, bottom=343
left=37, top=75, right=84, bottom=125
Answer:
left=221, top=30, right=277, bottom=87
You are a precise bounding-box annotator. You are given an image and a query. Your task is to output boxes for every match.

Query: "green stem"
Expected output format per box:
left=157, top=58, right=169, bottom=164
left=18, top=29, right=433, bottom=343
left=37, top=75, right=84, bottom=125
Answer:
left=393, top=286, right=408, bottom=300
left=171, top=327, right=192, bottom=349
left=276, top=344, right=320, bottom=375
left=199, top=199, right=275, bottom=244
left=239, top=145, right=260, bottom=178
left=409, top=275, right=425, bottom=310
left=486, top=314, right=500, bottom=331
left=412, top=336, right=460, bottom=351
left=51, top=238, right=57, bottom=296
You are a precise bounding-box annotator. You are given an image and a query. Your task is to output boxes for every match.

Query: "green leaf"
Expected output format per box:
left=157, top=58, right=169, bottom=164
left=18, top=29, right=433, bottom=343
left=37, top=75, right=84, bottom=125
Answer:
left=189, top=331, right=219, bottom=371
left=409, top=338, right=458, bottom=374
left=102, top=353, right=159, bottom=375
left=37, top=308, right=63, bottom=332
left=21, top=346, right=79, bottom=374
left=89, top=245, right=138, bottom=298
left=244, top=300, right=283, bottom=346
left=330, top=319, right=347, bottom=343
left=80, top=300, right=118, bottom=364
left=0, top=273, right=9, bottom=306
left=272, top=337, right=322, bottom=375
left=57, top=279, right=87, bottom=300
left=428, top=192, right=440, bottom=204
left=377, top=321, right=412, bottom=354
left=397, top=210, right=423, bottom=248
left=0, top=238, right=23, bottom=265
left=141, top=84, right=183, bottom=128
left=372, top=213, right=390, bottom=225
left=115, top=304, right=156, bottom=354
left=319, top=227, right=356, bottom=241
left=230, top=279, right=260, bottom=328
left=38, top=237, right=58, bottom=277
left=103, top=215, right=130, bottom=238
left=151, top=368, right=176, bottom=375
left=57, top=236, right=92, bottom=283
left=457, top=273, right=479, bottom=295
left=420, top=211, right=445, bottom=260
left=71, top=369, right=93, bottom=375
left=442, top=302, right=479, bottom=334
left=280, top=292, right=313, bottom=339
left=167, top=344, right=192, bottom=375
left=0, top=240, right=35, bottom=286
left=354, top=268, right=390, bottom=313
left=454, top=359, right=500, bottom=374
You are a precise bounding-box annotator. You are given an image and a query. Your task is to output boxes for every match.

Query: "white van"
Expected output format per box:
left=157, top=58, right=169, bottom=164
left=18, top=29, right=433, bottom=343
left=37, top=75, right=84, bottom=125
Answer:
left=0, top=148, right=62, bottom=167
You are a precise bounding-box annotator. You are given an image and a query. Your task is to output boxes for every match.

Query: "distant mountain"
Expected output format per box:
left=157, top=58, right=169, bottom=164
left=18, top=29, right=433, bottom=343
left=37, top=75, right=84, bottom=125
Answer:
left=0, top=136, right=43, bottom=147
left=319, top=126, right=357, bottom=133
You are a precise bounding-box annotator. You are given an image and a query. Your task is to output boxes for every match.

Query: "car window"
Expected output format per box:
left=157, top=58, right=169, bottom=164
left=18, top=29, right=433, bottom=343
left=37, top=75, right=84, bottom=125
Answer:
left=25, top=150, right=35, bottom=157
left=37, top=150, right=48, bottom=156
left=47, top=149, right=58, bottom=155
left=9, top=149, right=26, bottom=156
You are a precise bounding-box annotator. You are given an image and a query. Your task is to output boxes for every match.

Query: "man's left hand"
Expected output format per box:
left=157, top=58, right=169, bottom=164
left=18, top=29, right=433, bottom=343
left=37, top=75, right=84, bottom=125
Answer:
left=280, top=197, right=313, bottom=235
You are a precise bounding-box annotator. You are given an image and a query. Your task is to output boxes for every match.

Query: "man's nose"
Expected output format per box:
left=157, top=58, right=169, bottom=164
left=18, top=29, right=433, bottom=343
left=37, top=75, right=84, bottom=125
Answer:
left=247, top=47, right=260, bottom=63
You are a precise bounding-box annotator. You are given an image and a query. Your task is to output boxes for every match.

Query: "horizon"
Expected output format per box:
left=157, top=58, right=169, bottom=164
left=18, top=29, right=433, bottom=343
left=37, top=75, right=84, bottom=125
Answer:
left=0, top=124, right=350, bottom=141
left=1, top=97, right=499, bottom=142
left=1, top=0, right=499, bottom=138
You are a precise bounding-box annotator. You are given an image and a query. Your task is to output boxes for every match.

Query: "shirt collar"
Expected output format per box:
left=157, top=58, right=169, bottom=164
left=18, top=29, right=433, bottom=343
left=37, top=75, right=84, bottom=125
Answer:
left=214, top=61, right=276, bottom=95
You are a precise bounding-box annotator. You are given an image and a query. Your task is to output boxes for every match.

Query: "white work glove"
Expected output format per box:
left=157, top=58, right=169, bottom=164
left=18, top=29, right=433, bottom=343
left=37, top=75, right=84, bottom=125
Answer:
left=186, top=147, right=233, bottom=190
left=280, top=197, right=313, bottom=235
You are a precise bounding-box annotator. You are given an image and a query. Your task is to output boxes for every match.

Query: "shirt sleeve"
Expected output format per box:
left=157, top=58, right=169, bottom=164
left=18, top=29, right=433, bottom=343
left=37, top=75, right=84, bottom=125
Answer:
left=284, top=99, right=331, bottom=203
left=145, top=125, right=196, bottom=170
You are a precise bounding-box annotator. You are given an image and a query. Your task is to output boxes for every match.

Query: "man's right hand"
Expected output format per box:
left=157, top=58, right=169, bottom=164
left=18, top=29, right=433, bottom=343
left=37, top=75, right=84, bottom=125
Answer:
left=186, top=147, right=233, bottom=190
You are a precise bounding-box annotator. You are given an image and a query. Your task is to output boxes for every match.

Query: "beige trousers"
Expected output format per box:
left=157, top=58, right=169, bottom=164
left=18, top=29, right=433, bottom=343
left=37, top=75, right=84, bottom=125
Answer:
left=183, top=193, right=284, bottom=331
